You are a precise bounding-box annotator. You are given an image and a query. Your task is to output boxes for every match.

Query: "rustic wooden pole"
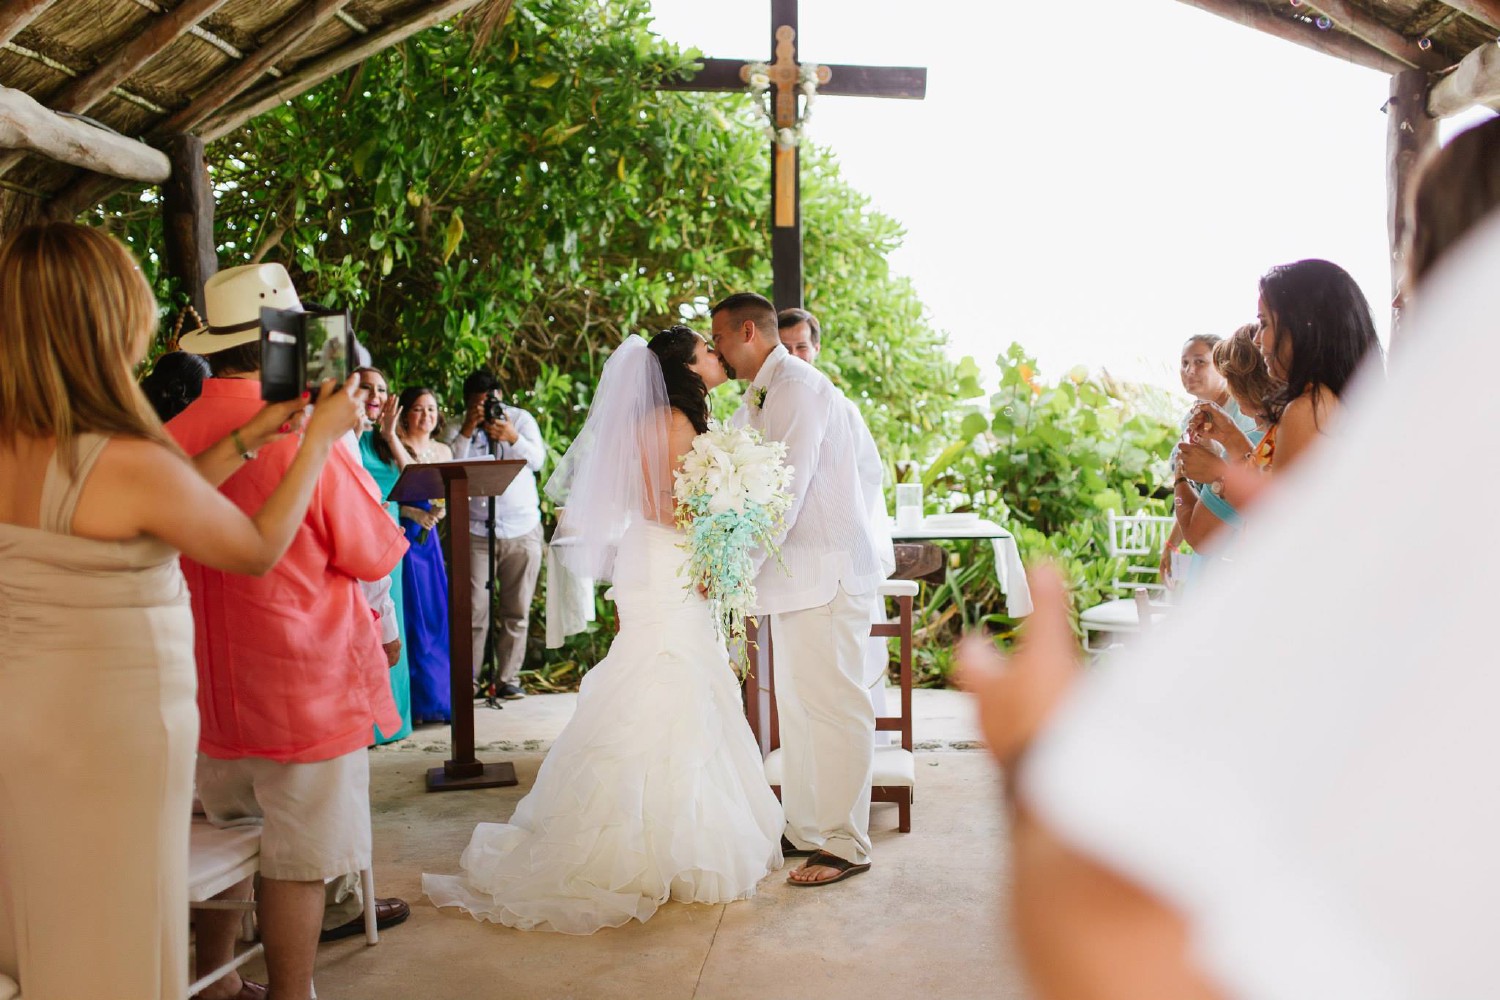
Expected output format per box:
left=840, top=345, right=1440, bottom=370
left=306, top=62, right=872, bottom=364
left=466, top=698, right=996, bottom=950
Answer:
left=769, top=0, right=802, bottom=312
left=158, top=134, right=217, bottom=320
left=1429, top=40, right=1500, bottom=117
left=0, top=85, right=169, bottom=183
left=1386, top=68, right=1436, bottom=345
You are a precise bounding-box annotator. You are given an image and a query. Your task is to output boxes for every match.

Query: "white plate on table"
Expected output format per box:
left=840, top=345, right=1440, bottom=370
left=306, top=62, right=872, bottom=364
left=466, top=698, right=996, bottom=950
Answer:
left=922, top=513, right=981, bottom=529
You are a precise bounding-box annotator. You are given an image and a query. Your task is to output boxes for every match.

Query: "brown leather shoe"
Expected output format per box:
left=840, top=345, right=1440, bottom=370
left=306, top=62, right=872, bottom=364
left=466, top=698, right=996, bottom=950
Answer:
left=319, top=896, right=411, bottom=942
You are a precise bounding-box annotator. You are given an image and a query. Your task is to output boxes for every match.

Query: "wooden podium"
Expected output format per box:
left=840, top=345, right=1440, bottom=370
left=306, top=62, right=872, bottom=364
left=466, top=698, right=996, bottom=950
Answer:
left=387, top=458, right=526, bottom=792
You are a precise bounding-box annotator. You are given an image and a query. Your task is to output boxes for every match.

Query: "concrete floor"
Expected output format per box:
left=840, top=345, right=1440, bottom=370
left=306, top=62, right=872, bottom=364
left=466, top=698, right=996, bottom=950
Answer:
left=257, top=691, right=1029, bottom=1000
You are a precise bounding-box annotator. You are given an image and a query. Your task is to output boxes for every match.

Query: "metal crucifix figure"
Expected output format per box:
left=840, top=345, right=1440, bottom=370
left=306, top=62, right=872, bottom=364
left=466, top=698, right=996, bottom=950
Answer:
left=659, top=0, right=927, bottom=311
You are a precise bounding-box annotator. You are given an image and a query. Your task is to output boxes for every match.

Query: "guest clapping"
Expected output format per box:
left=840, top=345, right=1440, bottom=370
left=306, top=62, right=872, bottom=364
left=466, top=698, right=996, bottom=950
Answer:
left=396, top=386, right=454, bottom=725
left=355, top=366, right=416, bottom=742
left=0, top=226, right=360, bottom=1000
left=1178, top=260, right=1381, bottom=504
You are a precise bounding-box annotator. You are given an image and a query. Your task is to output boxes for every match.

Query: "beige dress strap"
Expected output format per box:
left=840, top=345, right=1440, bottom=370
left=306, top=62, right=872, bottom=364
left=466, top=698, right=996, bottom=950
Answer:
left=39, top=433, right=111, bottom=536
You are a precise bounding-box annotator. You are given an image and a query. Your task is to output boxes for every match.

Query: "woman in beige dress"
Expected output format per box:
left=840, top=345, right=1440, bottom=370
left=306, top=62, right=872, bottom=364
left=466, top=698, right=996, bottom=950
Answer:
left=0, top=223, right=362, bottom=1000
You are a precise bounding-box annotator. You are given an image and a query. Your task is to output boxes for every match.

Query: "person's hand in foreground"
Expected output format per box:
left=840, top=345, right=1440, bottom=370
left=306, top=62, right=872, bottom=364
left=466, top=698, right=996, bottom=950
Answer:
left=956, top=566, right=1224, bottom=1000
left=955, top=564, right=1079, bottom=772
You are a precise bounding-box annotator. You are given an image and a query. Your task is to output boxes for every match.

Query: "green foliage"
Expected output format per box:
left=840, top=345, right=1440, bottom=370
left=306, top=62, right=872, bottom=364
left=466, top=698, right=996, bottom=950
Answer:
left=905, top=346, right=1178, bottom=686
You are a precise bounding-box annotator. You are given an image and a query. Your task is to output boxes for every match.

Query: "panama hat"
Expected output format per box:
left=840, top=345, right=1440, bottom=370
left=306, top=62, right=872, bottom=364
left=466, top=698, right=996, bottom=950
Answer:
left=178, top=263, right=303, bottom=354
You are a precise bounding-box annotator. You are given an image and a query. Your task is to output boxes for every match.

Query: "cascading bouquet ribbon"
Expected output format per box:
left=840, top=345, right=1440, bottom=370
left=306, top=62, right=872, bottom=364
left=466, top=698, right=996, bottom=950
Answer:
left=673, top=420, right=795, bottom=641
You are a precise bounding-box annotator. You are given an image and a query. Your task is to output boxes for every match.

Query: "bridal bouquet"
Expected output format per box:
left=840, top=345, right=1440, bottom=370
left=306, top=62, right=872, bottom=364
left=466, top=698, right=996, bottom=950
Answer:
left=673, top=421, right=795, bottom=641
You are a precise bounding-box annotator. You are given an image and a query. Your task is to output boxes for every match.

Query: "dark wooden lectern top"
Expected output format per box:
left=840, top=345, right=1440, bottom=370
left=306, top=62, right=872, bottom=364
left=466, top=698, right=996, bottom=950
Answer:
left=386, top=458, right=526, bottom=792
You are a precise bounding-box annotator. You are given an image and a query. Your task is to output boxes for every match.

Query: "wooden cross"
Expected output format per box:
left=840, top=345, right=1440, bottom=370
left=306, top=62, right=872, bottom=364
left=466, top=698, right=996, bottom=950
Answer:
left=659, top=0, right=926, bottom=310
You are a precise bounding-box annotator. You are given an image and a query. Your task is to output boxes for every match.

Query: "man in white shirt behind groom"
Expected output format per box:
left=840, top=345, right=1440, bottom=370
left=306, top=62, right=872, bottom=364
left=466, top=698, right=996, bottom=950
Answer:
left=713, top=292, right=893, bottom=887
left=777, top=308, right=896, bottom=745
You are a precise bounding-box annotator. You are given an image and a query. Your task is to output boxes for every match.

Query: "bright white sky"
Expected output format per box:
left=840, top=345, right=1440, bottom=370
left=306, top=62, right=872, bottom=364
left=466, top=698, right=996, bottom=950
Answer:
left=646, top=0, right=1492, bottom=392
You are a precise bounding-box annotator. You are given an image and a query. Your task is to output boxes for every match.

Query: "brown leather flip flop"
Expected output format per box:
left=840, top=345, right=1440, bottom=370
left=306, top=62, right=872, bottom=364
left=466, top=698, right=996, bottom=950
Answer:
left=787, top=850, right=871, bottom=887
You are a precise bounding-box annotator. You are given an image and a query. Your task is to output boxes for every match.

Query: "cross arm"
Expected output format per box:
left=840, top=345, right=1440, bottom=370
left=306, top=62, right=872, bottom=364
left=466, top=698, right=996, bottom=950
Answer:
left=819, top=64, right=927, bottom=100
left=657, top=57, right=753, bottom=92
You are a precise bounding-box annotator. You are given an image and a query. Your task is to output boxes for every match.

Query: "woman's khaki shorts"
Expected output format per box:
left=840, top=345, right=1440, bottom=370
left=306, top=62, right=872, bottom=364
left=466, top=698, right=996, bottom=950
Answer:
left=196, top=749, right=371, bottom=882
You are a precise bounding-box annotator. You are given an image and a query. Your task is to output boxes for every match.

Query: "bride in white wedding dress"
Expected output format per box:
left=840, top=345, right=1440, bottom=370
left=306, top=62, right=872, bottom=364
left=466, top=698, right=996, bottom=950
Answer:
left=423, top=329, right=784, bottom=934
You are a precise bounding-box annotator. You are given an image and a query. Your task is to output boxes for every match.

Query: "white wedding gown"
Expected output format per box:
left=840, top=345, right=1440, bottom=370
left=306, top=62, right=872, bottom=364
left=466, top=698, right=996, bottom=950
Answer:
left=423, top=520, right=784, bottom=934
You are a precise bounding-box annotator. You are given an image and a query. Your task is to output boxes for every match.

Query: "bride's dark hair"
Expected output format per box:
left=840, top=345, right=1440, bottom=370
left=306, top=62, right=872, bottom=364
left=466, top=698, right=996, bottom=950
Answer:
left=648, top=325, right=710, bottom=434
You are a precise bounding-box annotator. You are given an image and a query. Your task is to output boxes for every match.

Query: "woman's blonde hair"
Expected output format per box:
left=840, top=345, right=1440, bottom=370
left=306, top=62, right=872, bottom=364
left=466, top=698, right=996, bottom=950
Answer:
left=1213, top=323, right=1281, bottom=418
left=0, top=222, right=176, bottom=465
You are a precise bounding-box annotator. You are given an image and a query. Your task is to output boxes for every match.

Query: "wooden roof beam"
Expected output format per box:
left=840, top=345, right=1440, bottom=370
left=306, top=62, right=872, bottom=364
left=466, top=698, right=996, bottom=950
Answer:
left=199, top=0, right=487, bottom=141
left=0, top=84, right=168, bottom=183
left=1430, top=37, right=1500, bottom=116
left=1169, top=0, right=1411, bottom=75
left=1437, top=0, right=1500, bottom=31
left=1300, top=0, right=1449, bottom=71
left=0, top=0, right=56, bottom=48
left=52, top=0, right=236, bottom=114
left=158, top=0, right=353, bottom=136
left=50, top=0, right=485, bottom=219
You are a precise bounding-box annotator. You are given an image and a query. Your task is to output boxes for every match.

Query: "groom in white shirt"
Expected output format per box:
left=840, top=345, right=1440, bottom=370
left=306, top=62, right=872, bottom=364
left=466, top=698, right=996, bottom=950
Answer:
left=712, top=292, right=891, bottom=886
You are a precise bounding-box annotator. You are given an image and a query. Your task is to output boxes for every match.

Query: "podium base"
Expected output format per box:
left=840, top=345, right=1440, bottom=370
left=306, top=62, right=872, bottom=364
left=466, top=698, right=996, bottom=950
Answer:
left=426, top=760, right=518, bottom=792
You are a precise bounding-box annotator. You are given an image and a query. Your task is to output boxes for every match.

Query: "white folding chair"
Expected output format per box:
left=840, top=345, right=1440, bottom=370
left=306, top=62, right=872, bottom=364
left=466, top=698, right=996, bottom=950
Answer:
left=1078, top=511, right=1175, bottom=653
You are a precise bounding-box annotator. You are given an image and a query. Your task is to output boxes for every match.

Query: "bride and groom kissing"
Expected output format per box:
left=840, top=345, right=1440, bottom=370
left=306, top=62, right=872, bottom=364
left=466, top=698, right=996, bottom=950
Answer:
left=424, top=292, right=893, bottom=933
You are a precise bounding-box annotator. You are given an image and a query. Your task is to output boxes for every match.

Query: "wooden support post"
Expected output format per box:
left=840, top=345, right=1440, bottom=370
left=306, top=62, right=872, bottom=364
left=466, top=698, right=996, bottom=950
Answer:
left=159, top=134, right=217, bottom=320
left=1386, top=68, right=1436, bottom=344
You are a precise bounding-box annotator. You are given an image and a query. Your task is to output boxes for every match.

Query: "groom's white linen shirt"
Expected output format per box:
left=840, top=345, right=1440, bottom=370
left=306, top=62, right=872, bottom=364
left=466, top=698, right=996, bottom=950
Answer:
left=737, top=344, right=890, bottom=615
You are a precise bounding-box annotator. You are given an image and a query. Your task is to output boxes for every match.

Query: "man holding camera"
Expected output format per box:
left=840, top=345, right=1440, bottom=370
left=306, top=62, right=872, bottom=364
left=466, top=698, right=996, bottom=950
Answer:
left=444, top=370, right=545, bottom=700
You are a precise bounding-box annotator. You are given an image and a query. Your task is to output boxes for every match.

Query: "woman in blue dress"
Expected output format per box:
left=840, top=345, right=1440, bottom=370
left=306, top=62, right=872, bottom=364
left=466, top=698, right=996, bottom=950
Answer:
left=355, top=366, right=413, bottom=742
left=395, top=386, right=453, bottom=724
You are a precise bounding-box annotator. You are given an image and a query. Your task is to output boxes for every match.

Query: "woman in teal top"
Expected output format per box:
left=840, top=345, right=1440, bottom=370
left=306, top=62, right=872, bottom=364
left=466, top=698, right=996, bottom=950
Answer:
left=356, top=366, right=413, bottom=743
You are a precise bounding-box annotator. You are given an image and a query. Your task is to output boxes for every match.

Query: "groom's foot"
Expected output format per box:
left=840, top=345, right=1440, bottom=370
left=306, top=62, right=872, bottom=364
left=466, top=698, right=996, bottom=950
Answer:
left=787, top=851, right=870, bottom=887
left=494, top=681, right=526, bottom=700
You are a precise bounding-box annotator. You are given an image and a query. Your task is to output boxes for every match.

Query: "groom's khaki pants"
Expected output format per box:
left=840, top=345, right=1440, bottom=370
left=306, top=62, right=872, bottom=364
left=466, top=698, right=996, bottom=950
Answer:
left=770, top=584, right=876, bottom=865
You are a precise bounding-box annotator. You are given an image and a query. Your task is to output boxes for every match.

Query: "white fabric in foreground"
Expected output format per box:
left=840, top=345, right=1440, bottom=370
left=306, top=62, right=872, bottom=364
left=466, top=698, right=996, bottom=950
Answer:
left=424, top=522, right=782, bottom=934
left=1022, top=215, right=1500, bottom=1000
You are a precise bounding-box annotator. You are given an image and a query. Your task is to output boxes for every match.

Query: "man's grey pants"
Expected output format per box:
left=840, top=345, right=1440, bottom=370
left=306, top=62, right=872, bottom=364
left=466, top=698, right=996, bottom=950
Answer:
left=468, top=524, right=543, bottom=685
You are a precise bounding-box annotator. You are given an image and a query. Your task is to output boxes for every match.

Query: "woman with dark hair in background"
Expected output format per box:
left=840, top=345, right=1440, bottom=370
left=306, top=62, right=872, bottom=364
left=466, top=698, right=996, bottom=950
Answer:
left=395, top=386, right=453, bottom=724
left=141, top=350, right=211, bottom=422
left=355, top=365, right=414, bottom=742
left=1179, top=259, right=1381, bottom=497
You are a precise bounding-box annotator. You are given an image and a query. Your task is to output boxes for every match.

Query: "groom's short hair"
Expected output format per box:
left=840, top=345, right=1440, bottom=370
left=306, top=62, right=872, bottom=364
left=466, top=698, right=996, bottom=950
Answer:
left=711, top=292, right=778, bottom=341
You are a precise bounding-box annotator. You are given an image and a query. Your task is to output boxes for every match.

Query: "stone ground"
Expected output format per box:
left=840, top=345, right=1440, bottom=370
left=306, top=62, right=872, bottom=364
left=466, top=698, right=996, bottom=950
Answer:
left=241, top=690, right=1029, bottom=1000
